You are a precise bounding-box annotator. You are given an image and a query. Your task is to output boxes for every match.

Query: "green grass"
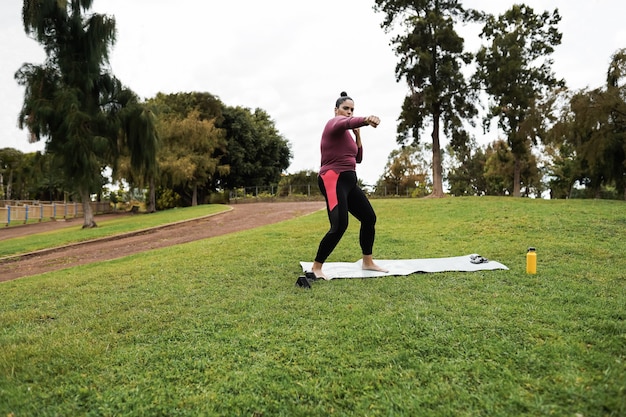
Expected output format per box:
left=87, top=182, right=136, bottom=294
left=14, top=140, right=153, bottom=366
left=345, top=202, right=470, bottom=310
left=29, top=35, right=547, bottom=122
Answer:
left=0, top=204, right=229, bottom=257
left=1, top=197, right=625, bottom=416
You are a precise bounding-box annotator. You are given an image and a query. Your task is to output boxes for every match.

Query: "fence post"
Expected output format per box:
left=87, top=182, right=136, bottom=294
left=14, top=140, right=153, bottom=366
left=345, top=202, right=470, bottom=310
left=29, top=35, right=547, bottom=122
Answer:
left=7, top=205, right=10, bottom=226
left=25, top=204, right=29, bottom=224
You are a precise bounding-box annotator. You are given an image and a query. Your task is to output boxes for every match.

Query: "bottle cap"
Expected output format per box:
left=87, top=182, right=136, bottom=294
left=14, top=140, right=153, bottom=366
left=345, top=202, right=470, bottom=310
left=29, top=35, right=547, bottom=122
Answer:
left=527, top=247, right=536, bottom=252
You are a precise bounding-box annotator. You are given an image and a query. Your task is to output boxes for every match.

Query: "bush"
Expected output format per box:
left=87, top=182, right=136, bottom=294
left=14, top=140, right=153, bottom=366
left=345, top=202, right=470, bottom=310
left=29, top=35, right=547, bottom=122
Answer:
left=156, top=188, right=182, bottom=210
left=209, top=191, right=229, bottom=204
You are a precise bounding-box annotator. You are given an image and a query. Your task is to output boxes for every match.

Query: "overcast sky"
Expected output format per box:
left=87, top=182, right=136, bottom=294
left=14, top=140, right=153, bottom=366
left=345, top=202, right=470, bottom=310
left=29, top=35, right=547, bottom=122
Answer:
left=1, top=1, right=625, bottom=185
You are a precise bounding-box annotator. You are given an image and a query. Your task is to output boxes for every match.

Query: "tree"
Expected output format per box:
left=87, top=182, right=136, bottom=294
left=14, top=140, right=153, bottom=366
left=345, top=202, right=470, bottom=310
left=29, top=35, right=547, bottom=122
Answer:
left=602, top=49, right=626, bottom=199
left=543, top=138, right=580, bottom=199
left=544, top=50, right=626, bottom=200
left=8, top=150, right=67, bottom=201
left=0, top=148, right=24, bottom=200
left=483, top=140, right=514, bottom=196
left=15, top=0, right=158, bottom=227
left=115, top=98, right=160, bottom=212
left=375, top=144, right=431, bottom=197
left=445, top=140, right=488, bottom=196
left=149, top=92, right=224, bottom=123
left=145, top=93, right=291, bottom=196
left=474, top=4, right=563, bottom=197
left=145, top=92, right=228, bottom=206
left=157, top=110, right=228, bottom=206
left=483, top=139, right=541, bottom=197
left=219, top=106, right=291, bottom=189
left=374, top=0, right=478, bottom=197
left=545, top=89, right=602, bottom=197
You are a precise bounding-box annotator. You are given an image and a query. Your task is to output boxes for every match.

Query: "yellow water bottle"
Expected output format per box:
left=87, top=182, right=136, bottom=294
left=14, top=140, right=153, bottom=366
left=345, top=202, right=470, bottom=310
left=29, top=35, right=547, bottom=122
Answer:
left=526, top=247, right=537, bottom=274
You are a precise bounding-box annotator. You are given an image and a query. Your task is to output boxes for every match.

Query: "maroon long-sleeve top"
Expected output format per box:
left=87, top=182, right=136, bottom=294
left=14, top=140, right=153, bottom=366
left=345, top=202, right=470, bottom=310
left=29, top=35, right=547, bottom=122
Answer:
left=319, top=116, right=368, bottom=175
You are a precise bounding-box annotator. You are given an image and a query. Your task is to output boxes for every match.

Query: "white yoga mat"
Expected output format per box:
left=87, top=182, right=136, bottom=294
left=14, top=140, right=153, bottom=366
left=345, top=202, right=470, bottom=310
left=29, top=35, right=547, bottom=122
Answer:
left=300, top=254, right=509, bottom=280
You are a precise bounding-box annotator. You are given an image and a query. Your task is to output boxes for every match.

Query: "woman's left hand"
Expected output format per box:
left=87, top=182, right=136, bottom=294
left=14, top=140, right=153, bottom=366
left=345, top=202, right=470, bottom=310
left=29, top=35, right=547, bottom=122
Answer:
left=364, top=116, right=380, bottom=128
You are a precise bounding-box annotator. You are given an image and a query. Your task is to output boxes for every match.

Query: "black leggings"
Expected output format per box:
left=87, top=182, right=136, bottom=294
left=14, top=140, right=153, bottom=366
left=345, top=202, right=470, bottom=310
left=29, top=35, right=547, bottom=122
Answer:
left=315, top=170, right=377, bottom=264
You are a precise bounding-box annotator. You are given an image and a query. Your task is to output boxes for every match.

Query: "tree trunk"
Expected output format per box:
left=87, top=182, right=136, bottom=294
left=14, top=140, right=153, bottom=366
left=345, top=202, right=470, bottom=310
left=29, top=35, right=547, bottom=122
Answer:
left=191, top=184, right=198, bottom=206
left=7, top=170, right=13, bottom=200
left=147, top=176, right=156, bottom=213
left=617, top=176, right=626, bottom=201
left=513, top=155, right=521, bottom=197
left=430, top=115, right=445, bottom=198
left=80, top=186, right=97, bottom=228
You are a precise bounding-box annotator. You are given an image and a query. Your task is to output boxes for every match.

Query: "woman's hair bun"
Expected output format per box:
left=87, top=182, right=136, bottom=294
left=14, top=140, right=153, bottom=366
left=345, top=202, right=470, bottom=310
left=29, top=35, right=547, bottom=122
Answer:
left=335, top=91, right=352, bottom=108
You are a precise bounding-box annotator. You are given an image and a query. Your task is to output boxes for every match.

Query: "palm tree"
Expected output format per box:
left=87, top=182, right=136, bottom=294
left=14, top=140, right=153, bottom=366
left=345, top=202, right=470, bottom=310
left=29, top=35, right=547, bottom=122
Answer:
left=15, top=0, right=158, bottom=226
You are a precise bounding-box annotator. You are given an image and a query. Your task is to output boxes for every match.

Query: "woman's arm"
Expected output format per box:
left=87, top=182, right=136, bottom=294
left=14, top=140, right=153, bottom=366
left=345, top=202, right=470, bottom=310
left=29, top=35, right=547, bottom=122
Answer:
left=353, top=127, right=363, bottom=163
left=329, top=116, right=372, bottom=133
left=353, top=127, right=362, bottom=148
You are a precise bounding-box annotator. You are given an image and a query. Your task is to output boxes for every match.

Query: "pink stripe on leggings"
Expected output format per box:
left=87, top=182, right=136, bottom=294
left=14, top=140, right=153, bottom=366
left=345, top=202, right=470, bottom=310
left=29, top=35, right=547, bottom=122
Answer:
left=320, top=170, right=340, bottom=211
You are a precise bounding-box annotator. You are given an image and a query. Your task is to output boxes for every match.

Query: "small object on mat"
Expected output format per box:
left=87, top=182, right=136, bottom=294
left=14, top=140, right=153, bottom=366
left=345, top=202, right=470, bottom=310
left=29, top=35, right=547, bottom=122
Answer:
left=470, top=254, right=489, bottom=264
left=295, top=275, right=311, bottom=288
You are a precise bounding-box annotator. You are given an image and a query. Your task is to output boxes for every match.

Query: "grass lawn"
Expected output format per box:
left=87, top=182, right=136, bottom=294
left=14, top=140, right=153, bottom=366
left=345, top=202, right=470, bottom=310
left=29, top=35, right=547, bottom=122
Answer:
left=1, top=197, right=625, bottom=416
left=0, top=204, right=230, bottom=257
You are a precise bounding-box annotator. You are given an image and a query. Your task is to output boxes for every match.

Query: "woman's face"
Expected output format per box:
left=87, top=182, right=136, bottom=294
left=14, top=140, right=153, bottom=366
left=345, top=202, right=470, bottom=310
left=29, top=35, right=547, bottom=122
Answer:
left=335, top=99, right=354, bottom=117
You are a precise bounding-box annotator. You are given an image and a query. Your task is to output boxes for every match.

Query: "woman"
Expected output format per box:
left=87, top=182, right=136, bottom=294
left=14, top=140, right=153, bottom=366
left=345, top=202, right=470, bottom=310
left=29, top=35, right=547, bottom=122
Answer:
left=310, top=91, right=388, bottom=280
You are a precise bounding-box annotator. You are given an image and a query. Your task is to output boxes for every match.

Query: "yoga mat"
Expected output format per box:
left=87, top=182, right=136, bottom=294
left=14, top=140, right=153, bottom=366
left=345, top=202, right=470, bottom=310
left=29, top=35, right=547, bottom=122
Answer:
left=300, top=254, right=508, bottom=280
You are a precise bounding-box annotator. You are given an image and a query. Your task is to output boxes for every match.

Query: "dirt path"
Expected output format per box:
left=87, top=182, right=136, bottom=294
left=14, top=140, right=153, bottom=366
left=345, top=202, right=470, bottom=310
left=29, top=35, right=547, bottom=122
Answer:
left=0, top=201, right=325, bottom=282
